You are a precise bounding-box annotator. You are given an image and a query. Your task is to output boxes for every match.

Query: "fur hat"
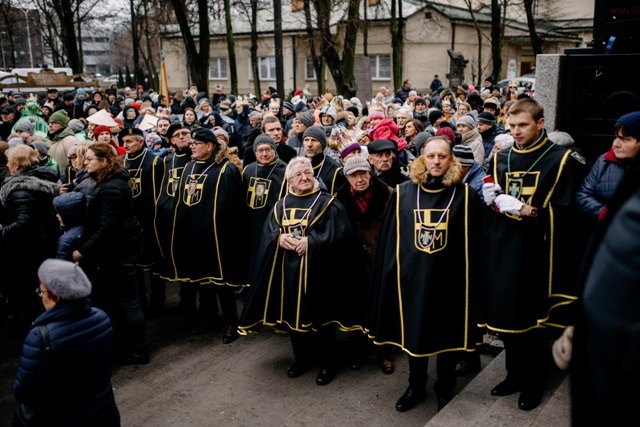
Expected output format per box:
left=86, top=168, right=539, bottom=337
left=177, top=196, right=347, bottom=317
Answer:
left=296, top=111, right=316, bottom=128
left=483, top=98, right=499, bottom=111
left=343, top=155, right=371, bottom=176
left=617, top=111, right=640, bottom=140
left=49, top=109, right=70, bottom=127
left=339, top=143, right=362, bottom=160
left=456, top=115, right=476, bottom=130
left=253, top=134, right=277, bottom=152
left=477, top=112, right=496, bottom=125
left=303, top=126, right=327, bottom=148
left=38, top=259, right=92, bottom=300
left=453, top=145, right=475, bottom=167
left=213, top=127, right=229, bottom=144
left=14, top=118, right=35, bottom=135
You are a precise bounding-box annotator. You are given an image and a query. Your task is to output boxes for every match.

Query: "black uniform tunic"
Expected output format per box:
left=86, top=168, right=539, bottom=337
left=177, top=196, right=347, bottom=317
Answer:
left=368, top=179, right=484, bottom=357
left=311, top=154, right=345, bottom=195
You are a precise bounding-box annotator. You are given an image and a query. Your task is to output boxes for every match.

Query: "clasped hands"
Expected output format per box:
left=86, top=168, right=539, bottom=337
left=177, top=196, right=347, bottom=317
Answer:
left=279, top=233, right=307, bottom=256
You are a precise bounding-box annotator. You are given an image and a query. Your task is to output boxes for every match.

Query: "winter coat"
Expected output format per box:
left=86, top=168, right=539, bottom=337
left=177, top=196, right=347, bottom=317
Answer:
left=576, top=149, right=628, bottom=223
left=0, top=167, right=60, bottom=292
left=78, top=171, right=141, bottom=265
left=13, top=298, right=120, bottom=427
left=480, top=125, right=505, bottom=158
left=53, top=191, right=86, bottom=261
left=460, top=129, right=485, bottom=165
left=335, top=175, right=392, bottom=281
left=48, top=127, right=80, bottom=171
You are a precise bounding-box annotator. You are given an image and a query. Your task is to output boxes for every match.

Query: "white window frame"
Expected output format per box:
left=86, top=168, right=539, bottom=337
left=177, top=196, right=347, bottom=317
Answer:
left=248, top=56, right=276, bottom=81
left=305, top=57, right=316, bottom=80
left=209, top=57, right=228, bottom=80
left=370, top=54, right=391, bottom=81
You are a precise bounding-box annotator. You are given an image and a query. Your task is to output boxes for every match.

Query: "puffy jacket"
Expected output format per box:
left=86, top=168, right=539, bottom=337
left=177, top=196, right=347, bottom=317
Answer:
left=13, top=298, right=120, bottom=426
left=0, top=167, right=60, bottom=291
left=463, top=161, right=487, bottom=200
left=576, top=149, right=628, bottom=223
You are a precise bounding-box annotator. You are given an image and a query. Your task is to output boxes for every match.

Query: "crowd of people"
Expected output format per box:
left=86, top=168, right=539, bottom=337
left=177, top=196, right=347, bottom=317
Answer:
left=0, top=75, right=638, bottom=426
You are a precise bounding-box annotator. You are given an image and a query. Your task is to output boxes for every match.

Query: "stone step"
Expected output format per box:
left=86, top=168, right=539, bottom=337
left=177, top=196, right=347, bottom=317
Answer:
left=426, top=350, right=570, bottom=427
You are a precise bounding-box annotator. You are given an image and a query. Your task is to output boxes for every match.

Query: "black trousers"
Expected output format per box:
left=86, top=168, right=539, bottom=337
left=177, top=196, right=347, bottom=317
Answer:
left=408, top=352, right=457, bottom=397
left=290, top=325, right=337, bottom=368
left=502, top=328, right=548, bottom=392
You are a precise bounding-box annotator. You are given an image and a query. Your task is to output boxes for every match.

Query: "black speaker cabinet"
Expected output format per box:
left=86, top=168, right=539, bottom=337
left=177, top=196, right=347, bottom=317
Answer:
left=558, top=53, right=640, bottom=163
left=593, top=0, right=640, bottom=54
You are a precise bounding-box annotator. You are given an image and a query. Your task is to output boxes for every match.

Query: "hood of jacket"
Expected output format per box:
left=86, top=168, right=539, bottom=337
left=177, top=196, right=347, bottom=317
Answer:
left=0, top=166, right=60, bottom=204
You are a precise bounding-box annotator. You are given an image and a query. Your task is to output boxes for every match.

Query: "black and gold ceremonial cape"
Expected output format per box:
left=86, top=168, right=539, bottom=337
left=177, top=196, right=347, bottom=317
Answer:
left=123, top=148, right=164, bottom=268
left=368, top=173, right=484, bottom=357
left=166, top=157, right=246, bottom=286
left=238, top=186, right=364, bottom=334
left=152, top=148, right=191, bottom=277
left=311, top=154, right=345, bottom=195
left=480, top=134, right=588, bottom=333
left=242, top=159, right=287, bottom=271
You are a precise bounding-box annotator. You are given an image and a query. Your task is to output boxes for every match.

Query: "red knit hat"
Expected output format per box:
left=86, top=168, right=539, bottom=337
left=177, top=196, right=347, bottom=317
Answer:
left=93, top=125, right=112, bottom=137
left=436, top=127, right=455, bottom=145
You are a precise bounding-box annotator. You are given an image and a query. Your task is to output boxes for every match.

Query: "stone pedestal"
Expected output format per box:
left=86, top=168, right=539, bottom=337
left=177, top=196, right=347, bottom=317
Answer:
left=535, top=54, right=564, bottom=132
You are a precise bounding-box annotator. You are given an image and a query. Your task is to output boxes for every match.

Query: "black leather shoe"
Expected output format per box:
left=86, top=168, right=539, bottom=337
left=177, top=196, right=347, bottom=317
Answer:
left=222, top=326, right=239, bottom=344
left=455, top=353, right=481, bottom=376
left=315, top=367, right=337, bottom=386
left=437, top=393, right=454, bottom=411
left=491, top=377, right=521, bottom=396
left=395, top=387, right=426, bottom=412
left=518, top=387, right=542, bottom=411
left=287, top=360, right=312, bottom=378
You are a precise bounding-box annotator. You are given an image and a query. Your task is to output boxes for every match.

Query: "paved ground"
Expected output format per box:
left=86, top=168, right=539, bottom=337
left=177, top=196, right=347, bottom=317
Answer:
left=0, top=286, right=493, bottom=426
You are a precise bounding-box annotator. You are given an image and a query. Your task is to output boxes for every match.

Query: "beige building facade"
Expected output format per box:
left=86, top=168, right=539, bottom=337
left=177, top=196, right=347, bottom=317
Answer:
left=160, top=0, right=593, bottom=97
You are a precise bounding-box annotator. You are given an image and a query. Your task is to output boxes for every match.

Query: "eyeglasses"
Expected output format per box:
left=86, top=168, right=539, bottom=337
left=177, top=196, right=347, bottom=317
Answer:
left=291, top=171, right=314, bottom=180
left=35, top=287, right=48, bottom=297
left=84, top=156, right=100, bottom=162
left=256, top=147, right=274, bottom=154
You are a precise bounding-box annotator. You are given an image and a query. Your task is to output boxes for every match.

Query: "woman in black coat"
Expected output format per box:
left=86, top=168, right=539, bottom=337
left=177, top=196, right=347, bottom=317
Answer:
left=72, top=142, right=148, bottom=364
left=0, top=145, right=59, bottom=338
left=13, top=259, right=120, bottom=427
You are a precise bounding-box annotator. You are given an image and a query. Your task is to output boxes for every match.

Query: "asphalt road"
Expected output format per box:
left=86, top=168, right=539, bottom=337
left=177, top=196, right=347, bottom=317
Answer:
left=0, top=285, right=489, bottom=426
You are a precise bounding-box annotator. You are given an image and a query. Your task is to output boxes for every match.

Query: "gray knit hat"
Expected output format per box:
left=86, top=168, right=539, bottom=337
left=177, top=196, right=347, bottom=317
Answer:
left=38, top=259, right=92, bottom=300
left=67, top=119, right=85, bottom=133
left=253, top=134, right=277, bottom=152
left=343, top=155, right=371, bottom=176
left=303, top=126, right=327, bottom=148
left=456, top=115, right=476, bottom=130
left=452, top=145, right=475, bottom=167
left=414, top=132, right=432, bottom=155
left=296, top=111, right=316, bottom=128
left=14, top=118, right=35, bottom=135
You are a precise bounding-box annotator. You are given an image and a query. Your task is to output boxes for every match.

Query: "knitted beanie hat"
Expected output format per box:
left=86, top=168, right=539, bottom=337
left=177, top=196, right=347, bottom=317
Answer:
left=253, top=134, right=278, bottom=152
left=452, top=144, right=475, bottom=167
left=617, top=111, right=640, bottom=140
left=296, top=111, right=316, bottom=128
left=457, top=115, right=477, bottom=130
left=477, top=112, right=496, bottom=125
left=49, top=109, right=70, bottom=127
left=428, top=109, right=444, bottom=125
left=303, top=126, right=327, bottom=148
left=343, top=155, right=371, bottom=176
left=14, top=118, right=35, bottom=135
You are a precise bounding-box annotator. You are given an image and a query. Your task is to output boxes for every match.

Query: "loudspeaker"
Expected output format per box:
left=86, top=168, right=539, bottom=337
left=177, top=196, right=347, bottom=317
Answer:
left=558, top=53, right=640, bottom=163
left=593, top=0, right=640, bottom=53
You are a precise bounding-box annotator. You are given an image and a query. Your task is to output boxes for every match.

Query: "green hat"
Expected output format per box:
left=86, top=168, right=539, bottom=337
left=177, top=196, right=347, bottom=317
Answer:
left=49, top=109, right=69, bottom=127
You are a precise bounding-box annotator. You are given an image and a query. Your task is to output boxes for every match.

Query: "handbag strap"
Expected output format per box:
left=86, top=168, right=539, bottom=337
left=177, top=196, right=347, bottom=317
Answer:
left=37, top=325, right=51, bottom=353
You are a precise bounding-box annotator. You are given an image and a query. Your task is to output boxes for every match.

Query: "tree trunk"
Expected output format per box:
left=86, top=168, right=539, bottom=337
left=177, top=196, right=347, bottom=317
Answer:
left=143, top=0, right=159, bottom=90
left=51, top=0, right=81, bottom=73
left=250, top=0, right=261, bottom=96
left=314, top=0, right=359, bottom=97
left=169, top=0, right=210, bottom=93
left=390, top=0, right=404, bottom=91
left=304, top=0, right=324, bottom=94
left=464, top=0, right=483, bottom=86
left=490, top=0, right=502, bottom=81
left=224, top=0, right=238, bottom=94
left=523, top=0, right=543, bottom=56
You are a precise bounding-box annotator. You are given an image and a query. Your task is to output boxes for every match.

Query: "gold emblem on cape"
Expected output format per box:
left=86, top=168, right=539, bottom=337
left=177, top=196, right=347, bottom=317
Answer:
left=247, top=177, right=271, bottom=209
left=414, top=209, right=448, bottom=254
left=183, top=174, right=205, bottom=206
left=128, top=174, right=142, bottom=198
left=282, top=208, right=310, bottom=238
left=506, top=171, right=540, bottom=205
left=167, top=167, right=183, bottom=197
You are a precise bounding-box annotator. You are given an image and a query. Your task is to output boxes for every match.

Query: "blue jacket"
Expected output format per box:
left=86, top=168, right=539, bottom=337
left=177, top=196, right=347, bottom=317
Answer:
left=13, top=298, right=120, bottom=426
left=463, top=161, right=487, bottom=201
left=576, top=149, right=628, bottom=223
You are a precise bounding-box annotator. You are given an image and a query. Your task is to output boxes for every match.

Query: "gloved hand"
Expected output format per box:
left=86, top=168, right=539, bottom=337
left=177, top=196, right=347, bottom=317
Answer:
left=552, top=326, right=574, bottom=370
left=482, top=182, right=502, bottom=206
left=494, top=194, right=524, bottom=215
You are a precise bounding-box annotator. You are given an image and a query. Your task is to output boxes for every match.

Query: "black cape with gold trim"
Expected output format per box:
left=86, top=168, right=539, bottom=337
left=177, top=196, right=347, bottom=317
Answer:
left=238, top=187, right=364, bottom=333
left=311, top=154, right=345, bottom=195
left=123, top=148, right=164, bottom=267
left=480, top=135, right=588, bottom=332
left=166, top=157, right=246, bottom=286
left=152, top=148, right=191, bottom=277
left=368, top=178, right=484, bottom=357
left=242, top=159, right=287, bottom=270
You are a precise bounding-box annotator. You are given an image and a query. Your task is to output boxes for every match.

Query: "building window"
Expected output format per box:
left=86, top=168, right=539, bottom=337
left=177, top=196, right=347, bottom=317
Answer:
left=209, top=57, right=228, bottom=80
left=249, top=57, right=276, bottom=81
left=370, top=55, right=391, bottom=81
left=305, top=57, right=316, bottom=80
